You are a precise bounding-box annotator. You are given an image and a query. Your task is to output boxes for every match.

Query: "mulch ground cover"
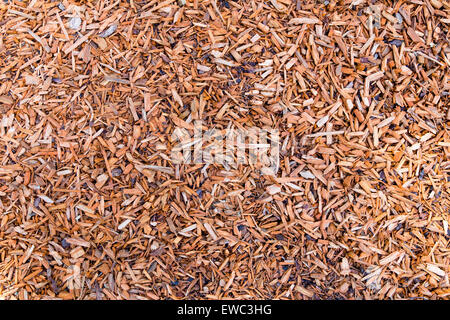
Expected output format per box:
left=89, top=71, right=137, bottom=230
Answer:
left=0, top=0, right=449, bottom=299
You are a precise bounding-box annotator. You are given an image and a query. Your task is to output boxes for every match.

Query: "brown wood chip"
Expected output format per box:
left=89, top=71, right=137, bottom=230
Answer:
left=0, top=0, right=448, bottom=301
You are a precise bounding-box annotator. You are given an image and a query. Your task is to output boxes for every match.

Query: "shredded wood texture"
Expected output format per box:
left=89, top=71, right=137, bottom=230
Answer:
left=0, top=0, right=449, bottom=300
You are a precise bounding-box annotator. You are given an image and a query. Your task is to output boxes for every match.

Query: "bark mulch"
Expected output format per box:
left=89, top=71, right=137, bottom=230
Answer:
left=0, top=0, right=449, bottom=299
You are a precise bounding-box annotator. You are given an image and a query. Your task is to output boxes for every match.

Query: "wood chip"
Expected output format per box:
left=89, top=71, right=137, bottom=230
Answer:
left=0, top=0, right=448, bottom=301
